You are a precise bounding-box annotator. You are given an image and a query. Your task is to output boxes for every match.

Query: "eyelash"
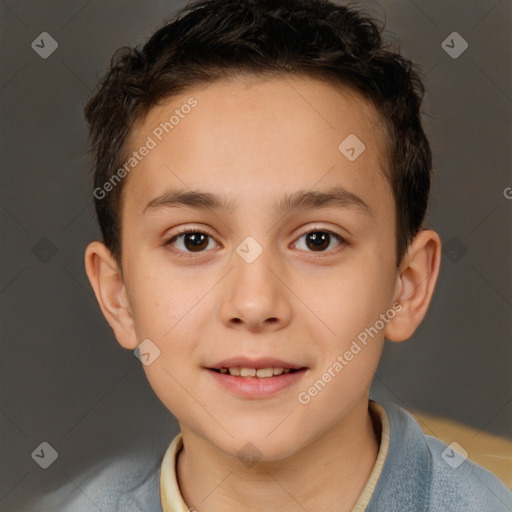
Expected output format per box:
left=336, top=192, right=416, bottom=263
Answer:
left=165, top=226, right=349, bottom=258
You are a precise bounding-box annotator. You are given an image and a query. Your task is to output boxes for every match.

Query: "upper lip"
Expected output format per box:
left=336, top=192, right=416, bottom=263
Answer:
left=207, top=356, right=306, bottom=370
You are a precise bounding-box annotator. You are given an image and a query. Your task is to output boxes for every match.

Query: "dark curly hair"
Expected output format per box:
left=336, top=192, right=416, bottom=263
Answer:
left=85, top=0, right=431, bottom=268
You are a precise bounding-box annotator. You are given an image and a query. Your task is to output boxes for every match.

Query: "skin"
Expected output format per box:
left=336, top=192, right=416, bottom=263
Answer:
left=85, top=75, right=441, bottom=511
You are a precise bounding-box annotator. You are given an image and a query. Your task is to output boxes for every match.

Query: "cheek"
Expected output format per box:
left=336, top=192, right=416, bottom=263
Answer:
left=132, top=278, right=206, bottom=417
left=128, top=267, right=212, bottom=380
left=128, top=264, right=203, bottom=339
left=312, top=263, right=391, bottom=330
left=301, top=258, right=394, bottom=379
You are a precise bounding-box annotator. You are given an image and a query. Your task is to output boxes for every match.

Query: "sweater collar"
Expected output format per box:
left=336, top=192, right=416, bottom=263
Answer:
left=365, top=400, right=432, bottom=512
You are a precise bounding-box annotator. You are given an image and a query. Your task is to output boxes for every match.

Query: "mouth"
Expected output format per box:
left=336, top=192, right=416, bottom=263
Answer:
left=205, top=357, right=308, bottom=398
left=208, top=366, right=304, bottom=378
left=207, top=366, right=308, bottom=400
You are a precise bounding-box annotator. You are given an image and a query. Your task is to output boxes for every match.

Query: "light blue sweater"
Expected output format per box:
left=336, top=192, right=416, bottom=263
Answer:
left=29, top=400, right=512, bottom=511
left=366, top=402, right=512, bottom=511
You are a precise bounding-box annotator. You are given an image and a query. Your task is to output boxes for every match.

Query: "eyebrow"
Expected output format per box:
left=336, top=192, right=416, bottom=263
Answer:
left=143, top=185, right=372, bottom=216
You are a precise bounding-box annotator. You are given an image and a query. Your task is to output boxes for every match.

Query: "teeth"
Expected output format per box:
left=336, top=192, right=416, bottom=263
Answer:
left=256, top=368, right=274, bottom=378
left=240, top=367, right=256, bottom=377
left=219, top=367, right=297, bottom=378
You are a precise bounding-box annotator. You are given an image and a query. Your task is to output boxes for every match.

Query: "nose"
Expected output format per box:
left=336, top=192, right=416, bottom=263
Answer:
left=219, top=243, right=292, bottom=333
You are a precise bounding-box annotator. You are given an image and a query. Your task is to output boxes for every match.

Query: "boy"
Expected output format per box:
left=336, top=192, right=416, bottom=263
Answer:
left=72, top=0, right=512, bottom=510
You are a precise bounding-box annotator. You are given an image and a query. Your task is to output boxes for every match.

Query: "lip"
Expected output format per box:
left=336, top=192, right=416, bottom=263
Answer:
left=208, top=356, right=303, bottom=370
left=205, top=367, right=308, bottom=399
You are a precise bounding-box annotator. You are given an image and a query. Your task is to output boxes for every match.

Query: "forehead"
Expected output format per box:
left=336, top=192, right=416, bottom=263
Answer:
left=122, top=74, right=392, bottom=218
left=131, top=74, right=388, bottom=156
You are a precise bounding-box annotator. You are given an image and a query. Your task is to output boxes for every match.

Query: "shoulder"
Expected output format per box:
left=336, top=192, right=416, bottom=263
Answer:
left=425, top=434, right=512, bottom=512
left=26, top=454, right=162, bottom=512
left=368, top=400, right=512, bottom=512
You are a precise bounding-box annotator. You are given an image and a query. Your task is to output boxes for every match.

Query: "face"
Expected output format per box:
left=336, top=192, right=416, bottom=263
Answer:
left=118, top=75, right=399, bottom=460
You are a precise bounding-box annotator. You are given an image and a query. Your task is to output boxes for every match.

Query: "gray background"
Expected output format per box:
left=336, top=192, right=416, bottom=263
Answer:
left=1, top=0, right=511, bottom=509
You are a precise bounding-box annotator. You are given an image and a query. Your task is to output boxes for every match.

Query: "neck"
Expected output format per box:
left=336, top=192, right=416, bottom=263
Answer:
left=175, top=398, right=380, bottom=512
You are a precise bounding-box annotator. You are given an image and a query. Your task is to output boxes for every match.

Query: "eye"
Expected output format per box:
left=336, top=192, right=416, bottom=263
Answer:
left=293, top=228, right=347, bottom=253
left=166, top=229, right=219, bottom=253
left=165, top=227, right=347, bottom=256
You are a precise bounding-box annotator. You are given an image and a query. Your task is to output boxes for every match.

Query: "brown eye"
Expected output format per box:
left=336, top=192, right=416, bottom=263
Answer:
left=305, top=232, right=330, bottom=251
left=182, top=232, right=208, bottom=251
left=294, top=230, right=345, bottom=253
left=167, top=230, right=217, bottom=253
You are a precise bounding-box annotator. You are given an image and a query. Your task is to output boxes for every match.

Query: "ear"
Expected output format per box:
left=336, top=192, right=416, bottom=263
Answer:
left=385, top=229, right=442, bottom=342
left=84, top=241, right=138, bottom=350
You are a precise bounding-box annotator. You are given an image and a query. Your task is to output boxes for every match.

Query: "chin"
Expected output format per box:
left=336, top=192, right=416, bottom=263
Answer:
left=212, top=426, right=307, bottom=463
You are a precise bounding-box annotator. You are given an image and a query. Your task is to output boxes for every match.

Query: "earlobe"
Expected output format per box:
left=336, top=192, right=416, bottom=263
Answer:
left=84, top=241, right=139, bottom=349
left=385, top=229, right=442, bottom=342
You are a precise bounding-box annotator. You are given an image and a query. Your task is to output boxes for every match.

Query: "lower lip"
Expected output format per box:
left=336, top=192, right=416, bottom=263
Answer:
left=206, top=368, right=307, bottom=399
